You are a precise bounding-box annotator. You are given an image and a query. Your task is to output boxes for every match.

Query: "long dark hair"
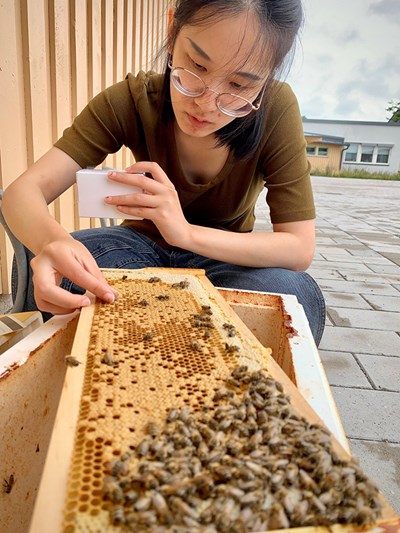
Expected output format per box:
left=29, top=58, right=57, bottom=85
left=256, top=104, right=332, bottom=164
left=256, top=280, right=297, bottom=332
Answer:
left=160, top=0, right=303, bottom=160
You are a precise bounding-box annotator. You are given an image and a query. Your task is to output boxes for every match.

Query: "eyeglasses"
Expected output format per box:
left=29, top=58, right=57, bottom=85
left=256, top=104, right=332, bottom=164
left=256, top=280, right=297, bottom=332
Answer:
left=168, top=59, right=265, bottom=118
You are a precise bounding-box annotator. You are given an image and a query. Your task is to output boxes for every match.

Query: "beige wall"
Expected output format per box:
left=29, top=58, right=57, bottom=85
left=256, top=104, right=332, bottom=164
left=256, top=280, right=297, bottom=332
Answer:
left=305, top=138, right=344, bottom=174
left=0, top=0, right=171, bottom=293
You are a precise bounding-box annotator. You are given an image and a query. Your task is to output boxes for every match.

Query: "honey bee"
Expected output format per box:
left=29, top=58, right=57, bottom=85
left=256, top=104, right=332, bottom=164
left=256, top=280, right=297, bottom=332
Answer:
left=101, top=352, right=114, bottom=366
left=109, top=458, right=129, bottom=477
left=65, top=355, right=81, bottom=367
left=138, top=299, right=149, bottom=307
left=111, top=505, right=125, bottom=525
left=122, top=274, right=128, bottom=280
left=166, top=407, right=179, bottom=422
left=224, top=343, right=240, bottom=354
left=151, top=492, right=169, bottom=516
left=134, top=495, right=152, bottom=511
left=191, top=340, right=202, bottom=352
left=2, top=474, right=14, bottom=494
left=156, top=294, right=170, bottom=301
left=137, top=436, right=152, bottom=457
left=223, top=323, right=236, bottom=337
left=172, top=280, right=189, bottom=289
left=143, top=331, right=154, bottom=341
left=148, top=276, right=161, bottom=283
left=145, top=421, right=159, bottom=437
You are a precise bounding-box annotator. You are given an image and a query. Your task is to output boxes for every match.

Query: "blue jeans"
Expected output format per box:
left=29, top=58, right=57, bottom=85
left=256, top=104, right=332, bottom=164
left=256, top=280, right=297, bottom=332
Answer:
left=18, top=226, right=326, bottom=345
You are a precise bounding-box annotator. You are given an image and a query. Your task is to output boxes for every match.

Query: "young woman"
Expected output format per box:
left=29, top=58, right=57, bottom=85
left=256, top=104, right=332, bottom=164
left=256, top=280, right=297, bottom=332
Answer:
left=2, top=0, right=326, bottom=344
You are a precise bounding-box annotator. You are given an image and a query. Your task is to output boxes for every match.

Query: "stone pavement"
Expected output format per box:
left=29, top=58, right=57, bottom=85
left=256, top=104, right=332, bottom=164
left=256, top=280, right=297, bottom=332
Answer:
left=256, top=176, right=400, bottom=513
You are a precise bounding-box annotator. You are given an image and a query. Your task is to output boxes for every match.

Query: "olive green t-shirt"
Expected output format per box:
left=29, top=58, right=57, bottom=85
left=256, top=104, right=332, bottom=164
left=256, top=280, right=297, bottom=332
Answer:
left=55, top=71, right=315, bottom=248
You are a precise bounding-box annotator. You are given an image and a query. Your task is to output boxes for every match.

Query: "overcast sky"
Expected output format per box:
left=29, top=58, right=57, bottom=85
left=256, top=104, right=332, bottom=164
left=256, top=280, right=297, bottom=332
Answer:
left=287, top=0, right=400, bottom=122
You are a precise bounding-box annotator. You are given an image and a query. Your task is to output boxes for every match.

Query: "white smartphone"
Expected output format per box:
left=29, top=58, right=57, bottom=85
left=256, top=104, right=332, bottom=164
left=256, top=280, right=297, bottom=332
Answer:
left=76, top=168, right=144, bottom=220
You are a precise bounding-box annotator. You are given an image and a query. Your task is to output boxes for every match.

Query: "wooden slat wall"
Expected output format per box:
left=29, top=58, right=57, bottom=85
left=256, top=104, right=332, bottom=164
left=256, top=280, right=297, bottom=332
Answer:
left=0, top=0, right=170, bottom=293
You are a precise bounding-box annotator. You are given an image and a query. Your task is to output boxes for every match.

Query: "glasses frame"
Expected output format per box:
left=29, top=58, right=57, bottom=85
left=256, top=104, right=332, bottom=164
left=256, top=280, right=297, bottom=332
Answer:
left=168, top=59, right=266, bottom=118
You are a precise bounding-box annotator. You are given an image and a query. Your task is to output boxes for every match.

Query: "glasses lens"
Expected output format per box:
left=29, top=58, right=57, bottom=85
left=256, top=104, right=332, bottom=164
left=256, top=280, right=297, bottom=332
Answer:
left=218, top=94, right=253, bottom=117
left=171, top=68, right=205, bottom=97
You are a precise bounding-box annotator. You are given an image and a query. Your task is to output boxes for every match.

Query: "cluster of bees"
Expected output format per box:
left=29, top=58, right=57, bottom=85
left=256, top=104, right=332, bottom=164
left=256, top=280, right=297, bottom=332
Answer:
left=102, top=366, right=383, bottom=532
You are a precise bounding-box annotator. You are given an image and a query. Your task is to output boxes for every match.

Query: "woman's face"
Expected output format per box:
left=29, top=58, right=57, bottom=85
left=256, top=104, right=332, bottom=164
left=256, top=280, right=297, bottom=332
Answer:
left=170, top=11, right=268, bottom=140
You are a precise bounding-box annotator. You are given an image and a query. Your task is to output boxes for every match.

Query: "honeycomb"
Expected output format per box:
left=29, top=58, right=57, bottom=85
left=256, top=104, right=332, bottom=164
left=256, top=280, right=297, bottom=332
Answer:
left=61, top=268, right=274, bottom=532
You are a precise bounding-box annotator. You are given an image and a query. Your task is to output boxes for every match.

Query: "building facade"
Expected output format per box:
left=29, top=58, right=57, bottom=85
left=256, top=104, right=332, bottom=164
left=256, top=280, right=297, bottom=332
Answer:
left=303, top=118, right=400, bottom=175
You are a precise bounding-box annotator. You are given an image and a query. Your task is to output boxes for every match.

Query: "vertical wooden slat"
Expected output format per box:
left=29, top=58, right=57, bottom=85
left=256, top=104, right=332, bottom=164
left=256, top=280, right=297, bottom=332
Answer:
left=49, top=0, right=76, bottom=232
left=71, top=0, right=91, bottom=230
left=0, top=0, right=29, bottom=292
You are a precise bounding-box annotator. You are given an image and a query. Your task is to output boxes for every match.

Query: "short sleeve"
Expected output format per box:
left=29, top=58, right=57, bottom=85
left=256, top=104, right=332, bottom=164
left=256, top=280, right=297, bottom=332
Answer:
left=54, top=79, right=140, bottom=169
left=260, top=83, right=315, bottom=223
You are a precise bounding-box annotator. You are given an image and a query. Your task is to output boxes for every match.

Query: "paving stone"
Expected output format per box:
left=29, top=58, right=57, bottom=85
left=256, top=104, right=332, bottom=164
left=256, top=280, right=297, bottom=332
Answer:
left=360, top=256, right=399, bottom=266
left=327, top=307, right=400, bottom=331
left=349, top=439, right=400, bottom=514
left=331, top=387, right=400, bottom=441
left=311, top=260, right=374, bottom=273
left=320, top=279, right=399, bottom=296
left=332, top=238, right=359, bottom=245
left=320, top=326, right=400, bottom=356
left=348, top=248, right=386, bottom=257
left=323, top=292, right=373, bottom=310
left=320, top=252, right=379, bottom=263
left=356, top=354, right=400, bottom=392
left=318, top=248, right=355, bottom=259
left=319, top=350, right=371, bottom=388
left=307, top=268, right=344, bottom=280
left=362, top=255, right=400, bottom=265
left=368, top=264, right=400, bottom=275
left=340, top=271, right=400, bottom=283
left=315, top=236, right=337, bottom=244
left=363, top=294, right=400, bottom=312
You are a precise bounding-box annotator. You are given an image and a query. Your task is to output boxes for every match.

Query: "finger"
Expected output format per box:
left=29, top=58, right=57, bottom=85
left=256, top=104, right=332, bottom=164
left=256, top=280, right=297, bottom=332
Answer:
left=62, top=263, right=117, bottom=304
left=34, top=285, right=92, bottom=315
left=105, top=191, right=159, bottom=207
left=123, top=162, right=175, bottom=188
left=76, top=255, right=119, bottom=298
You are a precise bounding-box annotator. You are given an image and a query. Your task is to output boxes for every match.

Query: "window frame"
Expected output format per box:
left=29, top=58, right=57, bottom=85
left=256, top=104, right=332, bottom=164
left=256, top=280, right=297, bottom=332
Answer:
left=344, top=143, right=391, bottom=166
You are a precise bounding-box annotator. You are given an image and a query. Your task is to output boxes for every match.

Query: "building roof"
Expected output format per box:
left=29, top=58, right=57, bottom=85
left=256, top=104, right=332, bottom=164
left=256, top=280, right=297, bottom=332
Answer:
left=303, top=118, right=400, bottom=127
left=304, top=132, right=345, bottom=145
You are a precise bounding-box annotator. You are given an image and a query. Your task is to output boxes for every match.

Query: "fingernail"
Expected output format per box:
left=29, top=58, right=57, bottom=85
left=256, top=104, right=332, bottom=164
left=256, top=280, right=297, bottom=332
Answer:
left=82, top=297, right=91, bottom=306
left=108, top=171, right=116, bottom=177
left=104, top=292, right=115, bottom=303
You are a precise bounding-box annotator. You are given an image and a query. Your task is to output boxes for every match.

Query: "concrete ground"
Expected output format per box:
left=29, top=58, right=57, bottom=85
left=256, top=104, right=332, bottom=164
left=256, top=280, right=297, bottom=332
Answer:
left=1, top=175, right=399, bottom=513
left=256, top=176, right=400, bottom=513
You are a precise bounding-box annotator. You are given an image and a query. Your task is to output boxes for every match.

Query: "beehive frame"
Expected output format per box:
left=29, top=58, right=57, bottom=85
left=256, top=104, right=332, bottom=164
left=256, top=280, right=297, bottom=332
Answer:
left=29, top=268, right=399, bottom=532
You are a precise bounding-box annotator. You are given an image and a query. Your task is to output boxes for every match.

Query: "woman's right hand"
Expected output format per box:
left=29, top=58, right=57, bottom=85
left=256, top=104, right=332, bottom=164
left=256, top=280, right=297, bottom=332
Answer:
left=30, top=237, right=118, bottom=315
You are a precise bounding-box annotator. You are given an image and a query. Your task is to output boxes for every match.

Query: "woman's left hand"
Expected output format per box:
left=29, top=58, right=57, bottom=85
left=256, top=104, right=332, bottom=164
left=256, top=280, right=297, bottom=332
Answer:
left=105, top=162, right=190, bottom=246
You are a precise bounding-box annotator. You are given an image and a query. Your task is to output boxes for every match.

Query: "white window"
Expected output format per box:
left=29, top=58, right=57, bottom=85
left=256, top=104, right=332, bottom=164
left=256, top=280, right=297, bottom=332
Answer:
left=306, top=146, right=316, bottom=155
left=344, top=144, right=391, bottom=165
left=377, top=147, right=390, bottom=164
left=318, top=147, right=328, bottom=157
left=361, top=145, right=374, bottom=163
left=344, top=144, right=358, bottom=162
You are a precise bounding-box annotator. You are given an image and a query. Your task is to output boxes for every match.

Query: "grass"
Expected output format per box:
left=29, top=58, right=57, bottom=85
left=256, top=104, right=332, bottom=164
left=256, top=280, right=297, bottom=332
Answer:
left=310, top=168, right=400, bottom=181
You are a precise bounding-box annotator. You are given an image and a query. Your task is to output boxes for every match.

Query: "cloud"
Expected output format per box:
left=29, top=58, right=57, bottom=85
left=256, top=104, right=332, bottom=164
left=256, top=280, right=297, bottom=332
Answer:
left=340, top=29, right=359, bottom=44
left=288, top=0, right=400, bottom=121
left=369, top=0, right=400, bottom=17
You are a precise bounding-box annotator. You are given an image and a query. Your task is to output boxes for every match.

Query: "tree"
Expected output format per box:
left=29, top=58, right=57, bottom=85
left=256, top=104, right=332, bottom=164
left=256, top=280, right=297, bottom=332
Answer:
left=386, top=100, right=400, bottom=122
